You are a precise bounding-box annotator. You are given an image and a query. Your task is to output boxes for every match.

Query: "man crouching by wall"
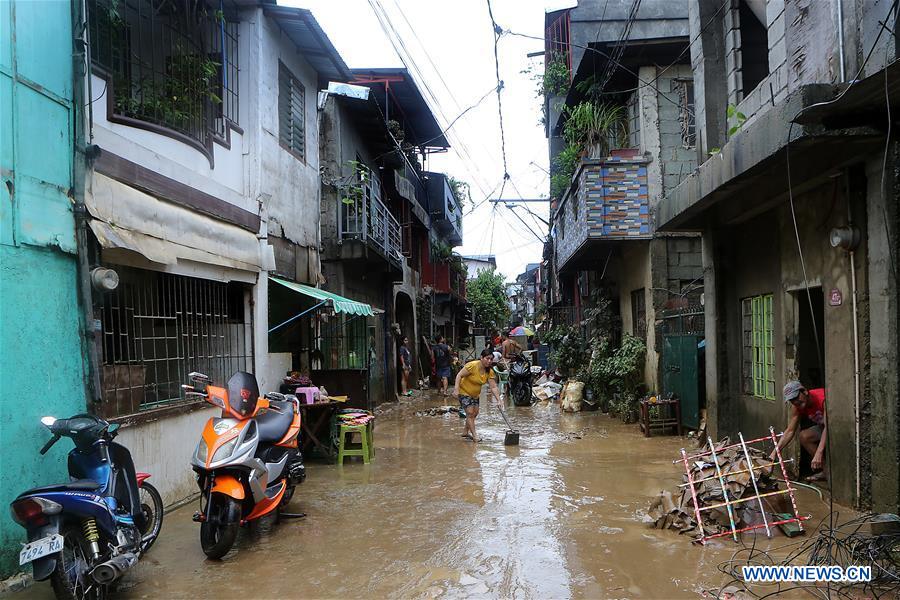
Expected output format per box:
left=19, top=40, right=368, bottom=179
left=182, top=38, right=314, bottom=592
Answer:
left=770, top=380, right=827, bottom=482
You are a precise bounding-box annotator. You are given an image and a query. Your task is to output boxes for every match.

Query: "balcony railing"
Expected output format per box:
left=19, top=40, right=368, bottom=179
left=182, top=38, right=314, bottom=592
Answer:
left=339, top=169, right=402, bottom=265
left=553, top=152, right=651, bottom=271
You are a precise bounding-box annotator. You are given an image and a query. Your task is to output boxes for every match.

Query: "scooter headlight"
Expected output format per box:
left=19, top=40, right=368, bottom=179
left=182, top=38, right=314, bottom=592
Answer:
left=211, top=438, right=239, bottom=463
left=195, top=438, right=208, bottom=463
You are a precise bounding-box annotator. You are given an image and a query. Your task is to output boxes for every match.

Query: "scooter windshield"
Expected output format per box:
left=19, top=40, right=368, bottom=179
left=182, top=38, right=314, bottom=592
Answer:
left=225, top=371, right=260, bottom=418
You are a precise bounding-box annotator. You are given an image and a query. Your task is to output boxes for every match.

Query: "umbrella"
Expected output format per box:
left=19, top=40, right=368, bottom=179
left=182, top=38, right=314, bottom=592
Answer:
left=509, top=326, right=534, bottom=336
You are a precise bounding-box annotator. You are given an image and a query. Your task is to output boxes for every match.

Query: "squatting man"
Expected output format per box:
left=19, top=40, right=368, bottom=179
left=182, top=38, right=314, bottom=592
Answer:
left=770, top=380, right=827, bottom=482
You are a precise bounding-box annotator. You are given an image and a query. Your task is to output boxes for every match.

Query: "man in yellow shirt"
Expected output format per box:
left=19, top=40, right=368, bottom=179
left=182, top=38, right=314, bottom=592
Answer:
left=453, top=348, right=501, bottom=442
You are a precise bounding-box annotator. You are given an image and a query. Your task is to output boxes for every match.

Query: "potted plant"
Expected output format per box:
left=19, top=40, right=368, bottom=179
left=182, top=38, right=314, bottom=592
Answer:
left=562, top=101, right=628, bottom=160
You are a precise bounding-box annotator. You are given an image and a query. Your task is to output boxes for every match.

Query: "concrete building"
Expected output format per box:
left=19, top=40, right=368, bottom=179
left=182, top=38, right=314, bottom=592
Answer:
left=656, top=0, right=900, bottom=511
left=544, top=1, right=704, bottom=409
left=0, top=0, right=89, bottom=575
left=318, top=68, right=459, bottom=395
left=510, top=263, right=540, bottom=327
left=78, top=0, right=353, bottom=507
left=462, top=254, right=497, bottom=279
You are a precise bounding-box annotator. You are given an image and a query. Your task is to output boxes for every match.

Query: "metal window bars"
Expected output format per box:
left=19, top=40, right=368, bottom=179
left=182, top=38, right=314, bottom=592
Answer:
left=87, top=0, right=238, bottom=149
left=677, top=428, right=809, bottom=544
left=99, top=267, right=252, bottom=417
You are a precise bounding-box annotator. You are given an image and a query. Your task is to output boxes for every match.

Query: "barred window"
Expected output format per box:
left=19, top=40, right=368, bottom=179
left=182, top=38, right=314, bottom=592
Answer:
left=741, top=294, right=774, bottom=399
left=87, top=0, right=239, bottom=151
left=631, top=288, right=646, bottom=340
left=99, top=267, right=252, bottom=418
left=676, top=79, right=695, bottom=148
left=279, top=62, right=306, bottom=161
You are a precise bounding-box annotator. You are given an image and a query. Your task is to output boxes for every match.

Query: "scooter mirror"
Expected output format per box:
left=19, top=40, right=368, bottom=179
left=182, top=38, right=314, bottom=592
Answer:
left=108, top=423, right=120, bottom=434
left=40, top=416, right=57, bottom=428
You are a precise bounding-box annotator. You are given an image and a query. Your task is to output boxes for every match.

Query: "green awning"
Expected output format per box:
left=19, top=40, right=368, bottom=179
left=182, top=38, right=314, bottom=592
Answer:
left=270, top=276, right=375, bottom=316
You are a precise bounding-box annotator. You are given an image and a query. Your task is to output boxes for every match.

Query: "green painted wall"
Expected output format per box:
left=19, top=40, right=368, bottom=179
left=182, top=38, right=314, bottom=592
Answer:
left=0, top=0, right=87, bottom=576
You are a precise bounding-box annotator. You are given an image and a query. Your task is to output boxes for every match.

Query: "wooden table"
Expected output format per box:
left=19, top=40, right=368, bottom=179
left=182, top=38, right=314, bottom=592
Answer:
left=639, top=397, right=682, bottom=437
left=297, top=401, right=341, bottom=458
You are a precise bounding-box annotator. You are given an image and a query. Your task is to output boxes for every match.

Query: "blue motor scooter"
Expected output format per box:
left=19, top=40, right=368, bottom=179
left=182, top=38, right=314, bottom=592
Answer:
left=10, top=414, right=163, bottom=599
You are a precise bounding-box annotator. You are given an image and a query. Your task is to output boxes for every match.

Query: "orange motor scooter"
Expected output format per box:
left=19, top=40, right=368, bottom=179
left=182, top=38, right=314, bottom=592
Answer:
left=184, top=371, right=305, bottom=559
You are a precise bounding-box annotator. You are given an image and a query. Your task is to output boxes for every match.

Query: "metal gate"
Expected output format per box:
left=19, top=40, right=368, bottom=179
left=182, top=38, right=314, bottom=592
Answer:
left=658, top=307, right=704, bottom=430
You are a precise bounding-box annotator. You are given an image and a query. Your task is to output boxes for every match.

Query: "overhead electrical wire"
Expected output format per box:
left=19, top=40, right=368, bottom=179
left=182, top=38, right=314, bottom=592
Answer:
left=368, top=0, right=495, bottom=196
left=485, top=0, right=510, bottom=179
left=505, top=28, right=694, bottom=118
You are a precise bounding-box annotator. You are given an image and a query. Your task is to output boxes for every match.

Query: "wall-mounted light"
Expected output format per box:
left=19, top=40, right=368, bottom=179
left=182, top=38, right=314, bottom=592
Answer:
left=829, top=226, right=861, bottom=251
left=90, top=267, right=119, bottom=292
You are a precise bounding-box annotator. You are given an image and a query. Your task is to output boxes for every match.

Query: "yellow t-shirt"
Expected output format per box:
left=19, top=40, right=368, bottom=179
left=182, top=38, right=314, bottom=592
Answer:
left=458, top=360, right=495, bottom=398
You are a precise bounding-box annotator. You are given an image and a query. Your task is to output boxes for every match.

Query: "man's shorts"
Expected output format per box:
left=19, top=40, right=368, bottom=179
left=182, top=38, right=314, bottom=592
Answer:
left=437, top=366, right=452, bottom=379
left=800, top=416, right=824, bottom=437
left=459, top=395, right=479, bottom=410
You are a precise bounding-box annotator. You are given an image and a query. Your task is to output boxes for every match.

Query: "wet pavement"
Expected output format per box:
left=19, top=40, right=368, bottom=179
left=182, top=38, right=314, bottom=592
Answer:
left=23, top=392, right=834, bottom=599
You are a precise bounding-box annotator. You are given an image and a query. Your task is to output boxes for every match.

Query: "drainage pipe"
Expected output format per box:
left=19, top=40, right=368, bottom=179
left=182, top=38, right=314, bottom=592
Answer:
left=836, top=0, right=846, bottom=81
left=847, top=185, right=861, bottom=504
left=850, top=246, right=861, bottom=504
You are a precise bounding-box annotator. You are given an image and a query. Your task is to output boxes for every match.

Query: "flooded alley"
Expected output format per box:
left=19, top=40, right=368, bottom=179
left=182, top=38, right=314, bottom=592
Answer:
left=24, top=393, right=831, bottom=599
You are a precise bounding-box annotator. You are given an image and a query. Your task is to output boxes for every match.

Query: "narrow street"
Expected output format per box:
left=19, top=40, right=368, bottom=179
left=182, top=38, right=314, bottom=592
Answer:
left=26, top=393, right=828, bottom=599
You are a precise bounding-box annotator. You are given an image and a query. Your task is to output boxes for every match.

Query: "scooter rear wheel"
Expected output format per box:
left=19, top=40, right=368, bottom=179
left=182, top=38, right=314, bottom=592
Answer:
left=200, top=495, right=240, bottom=560
left=138, top=482, right=164, bottom=552
left=50, top=525, right=106, bottom=600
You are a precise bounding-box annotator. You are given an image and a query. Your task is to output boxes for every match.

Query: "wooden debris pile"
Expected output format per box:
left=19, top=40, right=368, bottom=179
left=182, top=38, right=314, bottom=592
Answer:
left=648, top=437, right=781, bottom=541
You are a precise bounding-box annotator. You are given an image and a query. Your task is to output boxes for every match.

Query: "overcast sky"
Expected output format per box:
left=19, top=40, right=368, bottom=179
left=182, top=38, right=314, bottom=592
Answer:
left=280, top=0, right=568, bottom=280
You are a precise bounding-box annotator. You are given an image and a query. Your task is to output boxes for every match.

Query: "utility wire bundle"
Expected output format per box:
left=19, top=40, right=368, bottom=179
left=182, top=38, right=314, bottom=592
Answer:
left=713, top=513, right=900, bottom=599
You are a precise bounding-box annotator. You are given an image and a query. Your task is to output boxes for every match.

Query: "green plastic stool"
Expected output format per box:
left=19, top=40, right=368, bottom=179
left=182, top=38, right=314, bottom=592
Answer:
left=337, top=423, right=374, bottom=465
left=494, top=367, right=510, bottom=400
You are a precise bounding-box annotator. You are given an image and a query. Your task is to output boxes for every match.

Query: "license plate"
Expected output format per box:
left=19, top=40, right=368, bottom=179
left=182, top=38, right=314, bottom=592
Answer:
left=19, top=534, right=63, bottom=566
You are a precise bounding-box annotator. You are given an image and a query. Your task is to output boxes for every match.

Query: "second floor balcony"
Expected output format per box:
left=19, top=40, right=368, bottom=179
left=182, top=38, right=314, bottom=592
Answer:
left=553, top=151, right=651, bottom=272
left=339, top=170, right=403, bottom=268
left=425, top=172, right=463, bottom=247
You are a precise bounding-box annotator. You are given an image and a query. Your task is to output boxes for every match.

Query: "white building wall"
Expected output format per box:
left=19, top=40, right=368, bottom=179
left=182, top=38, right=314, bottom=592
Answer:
left=117, top=407, right=218, bottom=506
left=87, top=74, right=251, bottom=214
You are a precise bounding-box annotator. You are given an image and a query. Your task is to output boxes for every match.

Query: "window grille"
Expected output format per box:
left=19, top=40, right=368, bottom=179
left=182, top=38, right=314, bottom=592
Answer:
left=87, top=0, right=239, bottom=150
left=677, top=79, right=696, bottom=148
left=631, top=288, right=647, bottom=340
left=99, top=267, right=252, bottom=417
left=316, top=314, right=368, bottom=370
left=741, top=294, right=774, bottom=399
left=278, top=62, right=306, bottom=160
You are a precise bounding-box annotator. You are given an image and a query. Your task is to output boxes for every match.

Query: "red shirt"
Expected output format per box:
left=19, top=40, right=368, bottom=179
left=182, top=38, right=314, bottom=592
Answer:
left=798, top=388, right=825, bottom=426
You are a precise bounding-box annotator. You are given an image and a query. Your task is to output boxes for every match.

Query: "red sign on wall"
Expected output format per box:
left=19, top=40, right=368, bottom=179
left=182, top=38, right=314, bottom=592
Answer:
left=829, top=288, right=843, bottom=306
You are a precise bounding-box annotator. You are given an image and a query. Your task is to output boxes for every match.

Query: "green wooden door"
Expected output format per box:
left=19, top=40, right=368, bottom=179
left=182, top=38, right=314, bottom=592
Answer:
left=662, top=334, right=701, bottom=430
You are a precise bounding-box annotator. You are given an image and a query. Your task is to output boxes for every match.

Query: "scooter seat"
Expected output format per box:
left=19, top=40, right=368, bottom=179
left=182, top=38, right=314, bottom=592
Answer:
left=256, top=401, right=294, bottom=443
left=19, top=479, right=102, bottom=497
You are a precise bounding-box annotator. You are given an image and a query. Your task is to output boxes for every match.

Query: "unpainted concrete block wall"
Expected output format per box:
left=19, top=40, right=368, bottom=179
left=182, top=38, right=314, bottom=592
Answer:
left=665, top=236, right=704, bottom=297
left=655, top=65, right=698, bottom=196
left=724, top=0, right=789, bottom=131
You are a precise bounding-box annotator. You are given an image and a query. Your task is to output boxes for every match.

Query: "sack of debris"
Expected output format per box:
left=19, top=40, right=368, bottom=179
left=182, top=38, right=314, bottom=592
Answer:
left=532, top=381, right=563, bottom=402
left=561, top=381, right=584, bottom=412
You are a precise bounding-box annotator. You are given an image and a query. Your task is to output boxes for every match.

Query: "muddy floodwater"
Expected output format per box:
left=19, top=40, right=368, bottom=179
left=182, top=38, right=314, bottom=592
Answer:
left=23, top=393, right=835, bottom=599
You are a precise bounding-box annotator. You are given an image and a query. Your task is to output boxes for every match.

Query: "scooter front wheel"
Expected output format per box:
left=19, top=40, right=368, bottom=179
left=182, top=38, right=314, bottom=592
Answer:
left=200, top=494, right=240, bottom=560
